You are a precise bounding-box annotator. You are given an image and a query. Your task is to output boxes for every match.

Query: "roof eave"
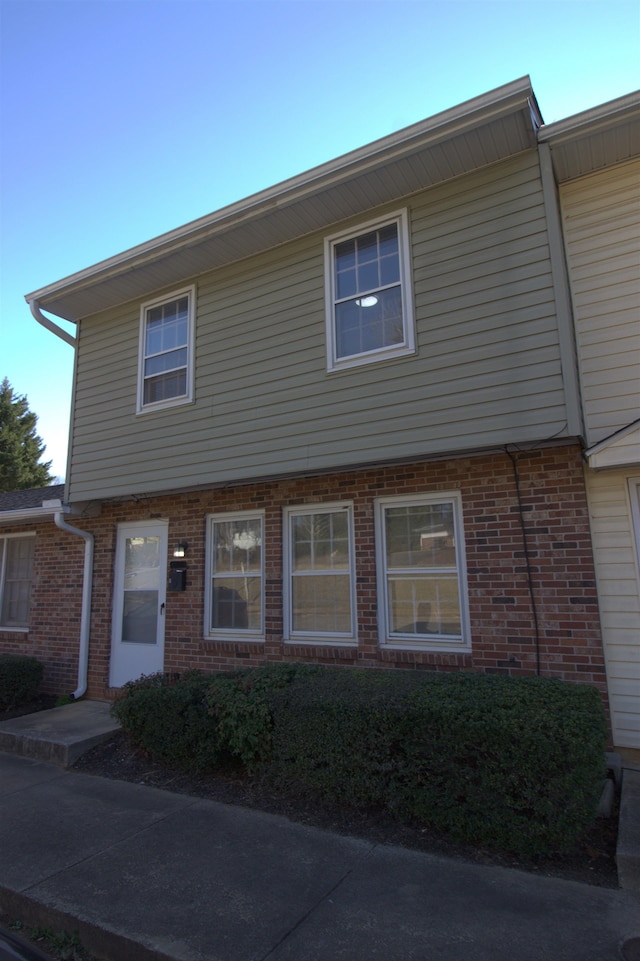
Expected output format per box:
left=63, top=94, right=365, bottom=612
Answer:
left=26, top=77, right=539, bottom=323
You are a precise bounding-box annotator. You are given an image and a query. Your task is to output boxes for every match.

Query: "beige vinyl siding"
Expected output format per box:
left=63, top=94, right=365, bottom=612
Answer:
left=560, top=159, right=640, bottom=447
left=586, top=470, right=640, bottom=749
left=69, top=150, right=566, bottom=501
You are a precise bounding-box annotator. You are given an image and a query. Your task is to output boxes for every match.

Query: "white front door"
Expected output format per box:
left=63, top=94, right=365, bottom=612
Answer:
left=110, top=520, right=168, bottom=688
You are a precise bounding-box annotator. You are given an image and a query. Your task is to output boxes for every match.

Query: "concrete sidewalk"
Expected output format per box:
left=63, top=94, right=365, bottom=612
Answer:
left=0, top=751, right=639, bottom=961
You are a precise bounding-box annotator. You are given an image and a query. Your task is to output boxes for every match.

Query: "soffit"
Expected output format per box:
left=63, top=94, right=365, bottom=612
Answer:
left=539, top=91, right=640, bottom=182
left=26, top=78, right=540, bottom=324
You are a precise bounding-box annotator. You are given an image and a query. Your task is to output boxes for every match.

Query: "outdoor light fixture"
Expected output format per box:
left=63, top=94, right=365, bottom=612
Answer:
left=173, top=541, right=188, bottom=558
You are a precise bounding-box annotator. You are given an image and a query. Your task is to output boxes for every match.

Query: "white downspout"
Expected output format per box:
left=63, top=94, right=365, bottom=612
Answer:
left=29, top=299, right=76, bottom=347
left=54, top=513, right=93, bottom=700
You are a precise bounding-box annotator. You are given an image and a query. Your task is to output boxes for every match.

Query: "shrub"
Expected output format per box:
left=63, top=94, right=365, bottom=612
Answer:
left=205, top=663, right=323, bottom=770
left=394, top=673, right=607, bottom=855
left=263, top=669, right=607, bottom=857
left=0, top=654, right=43, bottom=711
left=112, top=671, right=224, bottom=773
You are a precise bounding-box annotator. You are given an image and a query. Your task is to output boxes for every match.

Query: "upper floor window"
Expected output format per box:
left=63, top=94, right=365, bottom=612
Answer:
left=283, top=503, right=356, bottom=644
left=0, top=534, right=35, bottom=630
left=205, top=512, right=264, bottom=639
left=138, top=286, right=195, bottom=413
left=374, top=492, right=470, bottom=652
left=325, top=210, right=415, bottom=372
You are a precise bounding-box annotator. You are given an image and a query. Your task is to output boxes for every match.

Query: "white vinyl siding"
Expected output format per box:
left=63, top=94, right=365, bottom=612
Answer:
left=0, top=534, right=35, bottom=630
left=560, top=159, right=640, bottom=448
left=283, top=503, right=356, bottom=644
left=586, top=470, right=640, bottom=750
left=375, top=492, right=470, bottom=652
left=205, top=512, right=264, bottom=640
left=68, top=151, right=566, bottom=502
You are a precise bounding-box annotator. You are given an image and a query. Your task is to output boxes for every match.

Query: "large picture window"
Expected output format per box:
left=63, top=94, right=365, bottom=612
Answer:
left=205, top=512, right=264, bottom=638
left=0, top=534, right=35, bottom=630
left=325, top=210, right=415, bottom=371
left=284, top=503, right=356, bottom=643
left=375, top=493, right=470, bottom=650
left=138, top=286, right=195, bottom=412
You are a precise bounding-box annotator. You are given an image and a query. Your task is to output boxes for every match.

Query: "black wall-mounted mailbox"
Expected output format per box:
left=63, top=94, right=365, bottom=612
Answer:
left=168, top=562, right=187, bottom=591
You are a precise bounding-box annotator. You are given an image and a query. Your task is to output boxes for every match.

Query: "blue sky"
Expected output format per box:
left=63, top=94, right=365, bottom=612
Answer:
left=1, top=0, right=639, bottom=480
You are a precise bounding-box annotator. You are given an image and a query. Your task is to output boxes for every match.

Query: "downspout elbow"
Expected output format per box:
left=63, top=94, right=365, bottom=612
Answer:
left=54, top=512, right=93, bottom=700
left=29, top=299, right=76, bottom=348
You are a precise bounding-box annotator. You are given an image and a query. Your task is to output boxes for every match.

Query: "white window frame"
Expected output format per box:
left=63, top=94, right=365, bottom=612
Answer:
left=324, top=209, right=415, bottom=373
left=283, top=502, right=357, bottom=645
left=137, top=285, right=195, bottom=414
left=204, top=510, right=265, bottom=641
left=0, top=532, right=36, bottom=632
left=374, top=491, right=470, bottom=652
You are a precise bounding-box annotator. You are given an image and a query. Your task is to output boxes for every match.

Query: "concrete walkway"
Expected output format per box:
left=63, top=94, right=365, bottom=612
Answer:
left=0, top=703, right=639, bottom=961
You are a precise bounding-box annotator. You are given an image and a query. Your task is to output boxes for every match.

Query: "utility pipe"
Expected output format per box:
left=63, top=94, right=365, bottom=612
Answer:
left=54, top=513, right=94, bottom=699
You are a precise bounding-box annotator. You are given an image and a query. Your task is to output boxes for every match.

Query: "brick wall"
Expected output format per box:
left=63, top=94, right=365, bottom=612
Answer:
left=1, top=443, right=608, bottom=716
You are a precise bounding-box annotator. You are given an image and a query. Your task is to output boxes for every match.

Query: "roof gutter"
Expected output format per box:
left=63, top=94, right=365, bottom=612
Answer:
left=29, top=298, right=76, bottom=348
left=54, top=513, right=93, bottom=700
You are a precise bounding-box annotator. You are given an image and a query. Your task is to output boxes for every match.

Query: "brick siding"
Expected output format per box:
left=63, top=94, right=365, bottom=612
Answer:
left=0, top=443, right=608, bottom=721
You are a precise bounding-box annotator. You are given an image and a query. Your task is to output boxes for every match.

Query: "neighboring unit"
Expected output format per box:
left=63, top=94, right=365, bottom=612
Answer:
left=541, top=99, right=640, bottom=756
left=2, top=78, right=639, bottom=751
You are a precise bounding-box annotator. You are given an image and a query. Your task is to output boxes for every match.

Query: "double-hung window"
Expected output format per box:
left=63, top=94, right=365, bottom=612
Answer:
left=375, top=493, right=470, bottom=651
left=284, top=503, right=356, bottom=643
left=0, top=534, right=35, bottom=630
left=325, top=210, right=415, bottom=371
left=205, top=512, right=264, bottom=639
left=138, top=286, right=195, bottom=412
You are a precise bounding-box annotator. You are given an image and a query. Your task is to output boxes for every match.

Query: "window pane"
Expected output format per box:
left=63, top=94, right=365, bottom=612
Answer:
left=291, top=573, right=351, bottom=633
left=122, top=590, right=158, bottom=644
left=213, top=519, right=262, bottom=573
left=385, top=504, right=455, bottom=569
left=211, top=578, right=261, bottom=630
left=144, top=347, right=188, bottom=378
left=388, top=575, right=461, bottom=636
left=335, top=286, right=403, bottom=359
left=1, top=538, right=34, bottom=627
left=292, top=512, right=349, bottom=571
left=144, top=369, right=187, bottom=405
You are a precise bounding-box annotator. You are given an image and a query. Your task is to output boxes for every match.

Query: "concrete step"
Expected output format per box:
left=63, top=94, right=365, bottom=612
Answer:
left=0, top=700, right=119, bottom=768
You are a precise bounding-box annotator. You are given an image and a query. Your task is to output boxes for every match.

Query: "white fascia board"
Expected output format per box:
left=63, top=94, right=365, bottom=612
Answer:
left=25, top=77, right=537, bottom=312
left=0, top=505, right=70, bottom=526
left=538, top=90, right=640, bottom=144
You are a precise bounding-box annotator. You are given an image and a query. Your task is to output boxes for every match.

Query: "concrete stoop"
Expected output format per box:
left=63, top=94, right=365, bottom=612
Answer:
left=0, top=700, right=119, bottom=767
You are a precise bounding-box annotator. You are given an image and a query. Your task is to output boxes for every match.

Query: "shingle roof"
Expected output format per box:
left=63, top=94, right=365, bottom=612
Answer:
left=0, top=484, right=65, bottom=513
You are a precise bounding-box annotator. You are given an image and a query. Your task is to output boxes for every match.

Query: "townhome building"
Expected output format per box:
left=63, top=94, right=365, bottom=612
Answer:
left=2, top=77, right=638, bottom=751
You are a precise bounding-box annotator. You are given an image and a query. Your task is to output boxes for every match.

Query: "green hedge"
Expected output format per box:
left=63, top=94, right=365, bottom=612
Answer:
left=113, top=665, right=607, bottom=857
left=0, top=654, right=44, bottom=711
left=265, top=669, right=607, bottom=855
left=112, top=671, right=226, bottom=773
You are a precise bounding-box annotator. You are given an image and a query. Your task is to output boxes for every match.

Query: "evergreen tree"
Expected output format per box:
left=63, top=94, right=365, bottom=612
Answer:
left=0, top=377, right=53, bottom=492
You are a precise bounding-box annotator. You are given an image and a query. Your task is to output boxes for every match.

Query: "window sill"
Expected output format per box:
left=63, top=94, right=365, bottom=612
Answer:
left=379, top=639, right=471, bottom=654
left=328, top=344, right=416, bottom=374
left=204, top=634, right=265, bottom=644
left=284, top=637, right=357, bottom=647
